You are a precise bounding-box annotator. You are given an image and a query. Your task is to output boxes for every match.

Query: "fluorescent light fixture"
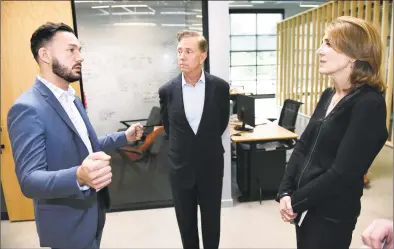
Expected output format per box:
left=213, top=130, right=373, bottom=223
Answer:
left=161, top=24, right=189, bottom=27
left=300, top=4, right=319, bottom=7
left=113, top=22, right=156, bottom=26
left=189, top=27, right=203, bottom=31
left=97, top=9, right=109, bottom=15
left=111, top=4, right=148, bottom=8
left=92, top=4, right=155, bottom=15
left=229, top=4, right=253, bottom=7
left=191, top=9, right=202, bottom=12
left=91, top=5, right=109, bottom=8
left=191, top=23, right=202, bottom=26
left=196, top=15, right=202, bottom=18
left=112, top=12, right=155, bottom=15
left=251, top=1, right=265, bottom=3
left=160, top=11, right=196, bottom=15
left=75, top=0, right=115, bottom=3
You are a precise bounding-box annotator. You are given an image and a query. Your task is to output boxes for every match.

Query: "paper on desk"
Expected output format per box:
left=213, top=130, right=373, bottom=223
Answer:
left=230, top=116, right=239, bottom=122
left=256, top=141, right=282, bottom=151
left=297, top=210, right=308, bottom=226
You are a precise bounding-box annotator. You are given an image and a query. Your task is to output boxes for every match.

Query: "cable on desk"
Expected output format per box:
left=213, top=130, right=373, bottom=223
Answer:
left=230, top=132, right=243, bottom=137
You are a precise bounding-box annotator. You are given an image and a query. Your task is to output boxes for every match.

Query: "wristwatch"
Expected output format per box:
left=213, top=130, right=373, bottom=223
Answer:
left=276, top=192, right=290, bottom=202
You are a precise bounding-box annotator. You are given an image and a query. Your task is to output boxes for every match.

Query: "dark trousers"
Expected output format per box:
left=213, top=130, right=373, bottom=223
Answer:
left=171, top=177, right=223, bottom=249
left=295, top=211, right=357, bottom=249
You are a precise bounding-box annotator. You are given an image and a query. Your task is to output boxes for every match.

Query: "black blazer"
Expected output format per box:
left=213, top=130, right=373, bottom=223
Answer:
left=277, top=84, right=388, bottom=220
left=158, top=72, right=230, bottom=187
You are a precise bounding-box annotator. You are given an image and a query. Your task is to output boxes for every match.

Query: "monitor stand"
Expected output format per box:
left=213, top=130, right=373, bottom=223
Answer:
left=234, top=122, right=253, bottom=132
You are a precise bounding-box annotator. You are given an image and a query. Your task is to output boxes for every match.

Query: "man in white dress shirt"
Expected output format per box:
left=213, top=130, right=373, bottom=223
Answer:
left=7, top=22, right=143, bottom=249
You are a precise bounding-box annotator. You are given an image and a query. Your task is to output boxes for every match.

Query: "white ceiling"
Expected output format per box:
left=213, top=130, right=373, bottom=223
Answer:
left=229, top=0, right=328, bottom=8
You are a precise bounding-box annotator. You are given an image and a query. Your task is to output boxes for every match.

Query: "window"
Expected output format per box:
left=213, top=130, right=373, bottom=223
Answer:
left=74, top=0, right=205, bottom=136
left=229, top=11, right=283, bottom=95
left=73, top=0, right=206, bottom=211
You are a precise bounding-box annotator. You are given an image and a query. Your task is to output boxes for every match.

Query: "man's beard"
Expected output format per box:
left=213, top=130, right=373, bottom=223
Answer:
left=52, top=58, right=81, bottom=83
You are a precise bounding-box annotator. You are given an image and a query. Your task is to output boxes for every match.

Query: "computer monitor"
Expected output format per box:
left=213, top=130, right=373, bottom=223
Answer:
left=235, top=94, right=255, bottom=132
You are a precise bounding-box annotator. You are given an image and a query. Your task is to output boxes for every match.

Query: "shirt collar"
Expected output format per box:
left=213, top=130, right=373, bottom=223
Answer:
left=37, top=75, right=76, bottom=101
left=182, top=70, right=205, bottom=86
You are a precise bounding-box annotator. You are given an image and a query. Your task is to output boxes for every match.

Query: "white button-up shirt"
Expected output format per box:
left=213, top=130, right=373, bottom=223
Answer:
left=38, top=75, right=91, bottom=190
left=182, top=71, right=205, bottom=134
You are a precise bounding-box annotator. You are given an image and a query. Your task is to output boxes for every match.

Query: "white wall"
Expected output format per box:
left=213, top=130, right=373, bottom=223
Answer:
left=208, top=0, right=233, bottom=207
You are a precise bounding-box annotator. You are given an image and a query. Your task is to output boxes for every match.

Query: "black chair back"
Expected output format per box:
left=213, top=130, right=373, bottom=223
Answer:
left=278, top=99, right=303, bottom=132
left=144, top=106, right=161, bottom=135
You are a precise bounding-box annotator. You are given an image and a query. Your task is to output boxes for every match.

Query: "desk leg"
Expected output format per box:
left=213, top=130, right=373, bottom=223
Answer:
left=235, top=143, right=250, bottom=203
left=249, top=143, right=262, bottom=203
left=235, top=143, right=260, bottom=203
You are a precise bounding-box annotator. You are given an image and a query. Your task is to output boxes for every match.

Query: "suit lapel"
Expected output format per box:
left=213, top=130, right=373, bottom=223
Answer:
left=196, top=72, right=215, bottom=136
left=173, top=74, right=194, bottom=134
left=73, top=98, right=100, bottom=152
left=34, top=79, right=80, bottom=137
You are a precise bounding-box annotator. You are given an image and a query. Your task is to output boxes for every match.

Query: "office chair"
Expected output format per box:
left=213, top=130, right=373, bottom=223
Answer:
left=116, top=106, right=163, bottom=189
left=268, top=99, right=303, bottom=132
left=116, top=126, right=165, bottom=189
left=118, top=106, right=161, bottom=135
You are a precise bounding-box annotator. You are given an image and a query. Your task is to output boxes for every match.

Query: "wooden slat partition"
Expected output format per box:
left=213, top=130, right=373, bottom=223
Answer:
left=303, top=12, right=311, bottom=114
left=313, top=7, right=321, bottom=111
left=295, top=16, right=300, bottom=102
left=373, top=1, right=381, bottom=31
left=277, top=22, right=280, bottom=105
left=299, top=14, right=305, bottom=112
left=344, top=1, right=351, bottom=16
left=286, top=21, right=291, bottom=101
left=277, top=1, right=393, bottom=143
left=290, top=18, right=295, bottom=101
left=337, top=1, right=344, bottom=16
left=385, top=2, right=394, bottom=136
left=357, top=1, right=364, bottom=19
left=351, top=1, right=357, bottom=17
left=365, top=1, right=372, bottom=23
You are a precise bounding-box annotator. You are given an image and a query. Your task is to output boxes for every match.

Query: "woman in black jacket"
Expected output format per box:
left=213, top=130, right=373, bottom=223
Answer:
left=276, top=16, right=389, bottom=249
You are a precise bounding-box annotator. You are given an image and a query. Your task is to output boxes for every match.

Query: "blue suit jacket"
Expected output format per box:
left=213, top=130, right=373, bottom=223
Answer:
left=7, top=79, right=128, bottom=248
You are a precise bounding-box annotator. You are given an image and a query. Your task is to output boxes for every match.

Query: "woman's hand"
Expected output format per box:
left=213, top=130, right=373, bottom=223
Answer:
left=279, top=196, right=297, bottom=222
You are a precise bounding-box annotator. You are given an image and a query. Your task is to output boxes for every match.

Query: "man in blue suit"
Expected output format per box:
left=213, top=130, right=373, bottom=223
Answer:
left=7, top=22, right=143, bottom=249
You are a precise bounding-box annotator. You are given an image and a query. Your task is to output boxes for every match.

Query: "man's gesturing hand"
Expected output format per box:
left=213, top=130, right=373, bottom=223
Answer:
left=125, top=123, right=144, bottom=142
left=77, top=152, right=112, bottom=191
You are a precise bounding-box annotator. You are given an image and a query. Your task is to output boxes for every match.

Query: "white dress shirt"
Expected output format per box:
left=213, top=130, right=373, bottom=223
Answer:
left=182, top=71, right=205, bottom=134
left=38, top=75, right=91, bottom=191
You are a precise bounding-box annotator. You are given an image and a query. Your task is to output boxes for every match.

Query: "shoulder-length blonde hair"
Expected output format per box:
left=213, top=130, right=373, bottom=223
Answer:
left=326, top=16, right=386, bottom=93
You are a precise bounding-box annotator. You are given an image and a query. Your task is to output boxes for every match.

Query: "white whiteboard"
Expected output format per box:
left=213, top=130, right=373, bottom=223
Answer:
left=78, top=25, right=180, bottom=136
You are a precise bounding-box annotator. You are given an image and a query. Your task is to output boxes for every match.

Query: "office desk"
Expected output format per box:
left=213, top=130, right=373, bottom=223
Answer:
left=230, top=118, right=298, bottom=203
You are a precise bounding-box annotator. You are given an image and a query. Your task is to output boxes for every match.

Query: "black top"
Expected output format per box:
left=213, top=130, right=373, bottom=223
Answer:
left=158, top=72, right=230, bottom=188
left=277, top=84, right=388, bottom=220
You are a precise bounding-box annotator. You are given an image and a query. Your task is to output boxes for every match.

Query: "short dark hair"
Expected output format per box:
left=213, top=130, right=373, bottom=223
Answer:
left=30, top=22, right=75, bottom=62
